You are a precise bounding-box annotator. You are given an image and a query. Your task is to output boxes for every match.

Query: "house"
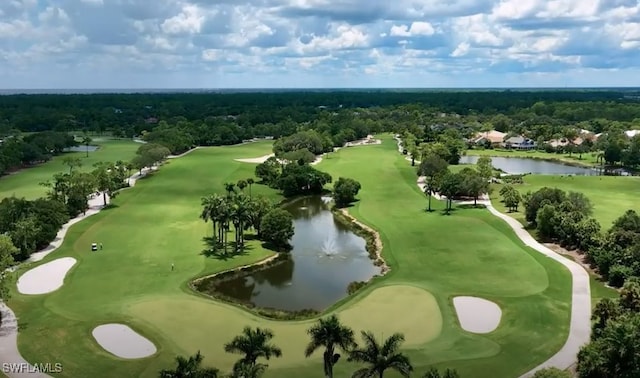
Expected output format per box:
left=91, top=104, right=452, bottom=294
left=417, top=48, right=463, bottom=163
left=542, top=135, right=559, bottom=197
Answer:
left=580, top=129, right=597, bottom=141
left=625, top=130, right=640, bottom=138
left=547, top=137, right=585, bottom=148
left=502, top=135, right=536, bottom=150
left=471, top=130, right=507, bottom=146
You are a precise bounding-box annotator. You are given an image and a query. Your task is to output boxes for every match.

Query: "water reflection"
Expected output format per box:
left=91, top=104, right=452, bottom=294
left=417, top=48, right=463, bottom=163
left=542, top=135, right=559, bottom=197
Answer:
left=206, top=196, right=381, bottom=311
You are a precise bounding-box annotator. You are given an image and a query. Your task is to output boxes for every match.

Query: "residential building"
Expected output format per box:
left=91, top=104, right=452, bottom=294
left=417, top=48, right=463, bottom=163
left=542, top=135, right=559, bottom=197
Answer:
left=502, top=135, right=536, bottom=150
left=471, top=130, right=507, bottom=146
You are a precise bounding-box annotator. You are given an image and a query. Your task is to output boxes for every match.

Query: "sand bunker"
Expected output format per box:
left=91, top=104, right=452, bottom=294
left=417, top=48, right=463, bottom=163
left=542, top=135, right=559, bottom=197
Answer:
left=453, top=296, right=502, bottom=333
left=17, top=257, right=77, bottom=295
left=92, top=324, right=157, bottom=359
left=234, top=153, right=275, bottom=163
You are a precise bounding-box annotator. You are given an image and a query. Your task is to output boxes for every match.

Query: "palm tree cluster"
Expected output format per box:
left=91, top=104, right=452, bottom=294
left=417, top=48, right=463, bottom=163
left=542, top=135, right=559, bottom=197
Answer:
left=200, top=179, right=270, bottom=255
left=160, top=315, right=459, bottom=378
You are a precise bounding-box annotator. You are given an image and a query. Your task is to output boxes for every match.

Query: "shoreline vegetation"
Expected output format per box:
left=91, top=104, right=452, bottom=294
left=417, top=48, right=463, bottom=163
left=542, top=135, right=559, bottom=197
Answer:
left=190, top=195, right=389, bottom=321
left=465, top=149, right=602, bottom=169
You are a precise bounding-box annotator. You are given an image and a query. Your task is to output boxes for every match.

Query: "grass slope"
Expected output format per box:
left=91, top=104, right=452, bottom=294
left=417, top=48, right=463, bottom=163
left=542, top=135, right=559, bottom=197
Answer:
left=0, top=139, right=140, bottom=201
left=11, top=138, right=570, bottom=378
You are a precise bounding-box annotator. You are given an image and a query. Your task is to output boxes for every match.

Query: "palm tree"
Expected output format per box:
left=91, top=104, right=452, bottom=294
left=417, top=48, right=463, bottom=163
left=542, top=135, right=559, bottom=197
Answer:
left=224, top=327, right=282, bottom=371
left=347, top=331, right=413, bottom=378
left=200, top=195, right=219, bottom=246
left=231, top=194, right=251, bottom=250
left=228, top=362, right=268, bottom=378
left=237, top=179, right=248, bottom=193
left=216, top=197, right=232, bottom=254
left=224, top=182, right=236, bottom=198
left=82, top=134, right=93, bottom=158
left=304, top=315, right=356, bottom=378
left=246, top=178, right=255, bottom=198
left=159, top=351, right=219, bottom=378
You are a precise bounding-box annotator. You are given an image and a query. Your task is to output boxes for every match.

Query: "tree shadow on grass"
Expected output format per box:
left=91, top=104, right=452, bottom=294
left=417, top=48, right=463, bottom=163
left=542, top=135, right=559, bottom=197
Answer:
left=200, top=236, right=253, bottom=261
left=260, top=241, right=292, bottom=253
left=456, top=204, right=487, bottom=210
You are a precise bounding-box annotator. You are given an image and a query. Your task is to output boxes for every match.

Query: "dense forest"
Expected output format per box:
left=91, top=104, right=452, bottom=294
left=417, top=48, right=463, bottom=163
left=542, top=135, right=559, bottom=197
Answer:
left=1, top=90, right=639, bottom=172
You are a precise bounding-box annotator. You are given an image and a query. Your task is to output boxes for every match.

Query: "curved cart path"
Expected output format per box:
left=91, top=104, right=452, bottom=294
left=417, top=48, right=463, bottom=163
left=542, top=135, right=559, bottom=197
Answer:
left=0, top=164, right=159, bottom=378
left=414, top=172, right=591, bottom=374
left=485, top=200, right=591, bottom=377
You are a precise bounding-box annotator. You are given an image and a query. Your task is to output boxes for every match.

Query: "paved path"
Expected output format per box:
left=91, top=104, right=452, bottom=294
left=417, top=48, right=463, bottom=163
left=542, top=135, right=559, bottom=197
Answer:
left=0, top=164, right=157, bottom=378
left=414, top=170, right=591, bottom=376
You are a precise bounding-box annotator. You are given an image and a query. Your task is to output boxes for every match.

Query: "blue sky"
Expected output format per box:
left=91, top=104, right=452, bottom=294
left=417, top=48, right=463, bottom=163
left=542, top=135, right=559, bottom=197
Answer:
left=1, top=0, right=640, bottom=88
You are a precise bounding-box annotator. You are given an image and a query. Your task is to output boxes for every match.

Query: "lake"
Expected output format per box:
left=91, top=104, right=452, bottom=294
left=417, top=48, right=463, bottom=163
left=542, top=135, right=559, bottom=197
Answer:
left=199, top=196, right=381, bottom=312
left=64, top=145, right=99, bottom=152
left=459, top=155, right=598, bottom=175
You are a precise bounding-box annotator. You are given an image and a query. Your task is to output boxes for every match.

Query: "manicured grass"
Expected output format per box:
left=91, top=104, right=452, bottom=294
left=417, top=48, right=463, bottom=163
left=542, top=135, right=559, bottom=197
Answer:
left=11, top=137, right=571, bottom=378
left=466, top=148, right=600, bottom=167
left=0, top=139, right=140, bottom=201
left=489, top=174, right=634, bottom=302
left=490, top=174, right=640, bottom=230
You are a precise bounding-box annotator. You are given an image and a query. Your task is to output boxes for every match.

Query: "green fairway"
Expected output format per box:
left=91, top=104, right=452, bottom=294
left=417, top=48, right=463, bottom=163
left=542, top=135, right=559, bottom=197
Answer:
left=0, top=139, right=140, bottom=201
left=466, top=148, right=600, bottom=167
left=10, top=137, right=571, bottom=378
left=490, top=174, right=640, bottom=231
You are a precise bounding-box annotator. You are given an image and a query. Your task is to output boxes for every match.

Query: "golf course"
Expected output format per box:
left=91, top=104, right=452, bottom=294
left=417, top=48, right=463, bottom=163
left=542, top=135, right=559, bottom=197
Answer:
left=0, top=138, right=139, bottom=201
left=7, top=135, right=575, bottom=377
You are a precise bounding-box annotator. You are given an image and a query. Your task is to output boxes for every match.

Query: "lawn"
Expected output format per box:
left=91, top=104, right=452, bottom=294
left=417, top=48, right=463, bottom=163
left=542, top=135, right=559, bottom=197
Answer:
left=10, top=137, right=571, bottom=378
left=490, top=174, right=640, bottom=231
left=466, top=148, right=600, bottom=168
left=0, top=138, right=140, bottom=201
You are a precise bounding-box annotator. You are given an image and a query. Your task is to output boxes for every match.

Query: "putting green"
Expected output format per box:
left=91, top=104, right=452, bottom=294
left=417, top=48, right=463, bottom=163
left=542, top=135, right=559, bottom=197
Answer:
left=125, top=285, right=442, bottom=368
left=11, top=136, right=571, bottom=378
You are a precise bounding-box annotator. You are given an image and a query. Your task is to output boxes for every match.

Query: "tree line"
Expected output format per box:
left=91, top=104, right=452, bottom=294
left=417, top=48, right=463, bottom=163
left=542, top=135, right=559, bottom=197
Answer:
left=158, top=313, right=570, bottom=378
left=0, top=131, right=81, bottom=177
left=0, top=142, right=172, bottom=264
left=498, top=186, right=640, bottom=288
left=577, top=278, right=640, bottom=377
left=158, top=314, right=459, bottom=378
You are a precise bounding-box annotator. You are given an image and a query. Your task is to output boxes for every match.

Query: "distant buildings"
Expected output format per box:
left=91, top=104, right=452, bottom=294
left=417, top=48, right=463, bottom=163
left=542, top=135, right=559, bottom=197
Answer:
left=503, top=135, right=536, bottom=150
left=470, top=130, right=535, bottom=149
left=471, top=130, right=507, bottom=146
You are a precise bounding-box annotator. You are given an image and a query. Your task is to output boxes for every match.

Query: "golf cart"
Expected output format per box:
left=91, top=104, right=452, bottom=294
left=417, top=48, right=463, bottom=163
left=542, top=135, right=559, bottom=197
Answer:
left=91, top=243, right=98, bottom=251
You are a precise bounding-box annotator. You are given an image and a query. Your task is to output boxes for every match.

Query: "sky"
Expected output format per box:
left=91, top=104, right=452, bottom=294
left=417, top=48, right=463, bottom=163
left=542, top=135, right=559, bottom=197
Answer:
left=1, top=0, right=640, bottom=89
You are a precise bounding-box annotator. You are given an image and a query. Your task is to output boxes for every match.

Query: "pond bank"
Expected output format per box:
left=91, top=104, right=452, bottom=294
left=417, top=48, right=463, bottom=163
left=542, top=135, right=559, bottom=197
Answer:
left=190, top=197, right=389, bottom=319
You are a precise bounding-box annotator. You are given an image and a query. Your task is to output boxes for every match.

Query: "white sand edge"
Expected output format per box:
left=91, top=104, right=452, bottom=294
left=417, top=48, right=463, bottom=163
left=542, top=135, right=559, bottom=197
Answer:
left=234, top=135, right=381, bottom=165
left=453, top=296, right=502, bottom=333
left=17, top=257, right=77, bottom=295
left=235, top=153, right=276, bottom=163
left=92, top=324, right=157, bottom=359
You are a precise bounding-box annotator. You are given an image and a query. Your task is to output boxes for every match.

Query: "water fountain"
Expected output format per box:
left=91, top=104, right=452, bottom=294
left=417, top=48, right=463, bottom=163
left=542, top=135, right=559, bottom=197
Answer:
left=321, top=196, right=333, bottom=204
left=321, top=236, right=338, bottom=256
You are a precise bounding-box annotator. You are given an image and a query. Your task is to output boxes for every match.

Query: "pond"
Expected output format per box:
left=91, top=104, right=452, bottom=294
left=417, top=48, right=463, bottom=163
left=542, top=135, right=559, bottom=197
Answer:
left=200, top=196, right=381, bottom=312
left=64, top=145, right=99, bottom=152
left=459, top=155, right=598, bottom=175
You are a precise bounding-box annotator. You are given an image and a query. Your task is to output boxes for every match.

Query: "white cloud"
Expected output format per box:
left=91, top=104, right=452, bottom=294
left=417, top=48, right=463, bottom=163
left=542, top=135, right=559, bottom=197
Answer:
left=451, top=42, right=470, bottom=57
left=0, top=0, right=639, bottom=87
left=390, top=22, right=435, bottom=37
left=161, top=5, right=204, bottom=35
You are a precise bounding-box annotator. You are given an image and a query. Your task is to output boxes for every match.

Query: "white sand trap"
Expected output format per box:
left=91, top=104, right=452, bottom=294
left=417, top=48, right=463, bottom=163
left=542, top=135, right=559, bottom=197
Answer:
left=17, top=257, right=77, bottom=295
left=92, top=324, right=157, bottom=359
left=453, top=296, right=502, bottom=333
left=234, top=153, right=275, bottom=163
